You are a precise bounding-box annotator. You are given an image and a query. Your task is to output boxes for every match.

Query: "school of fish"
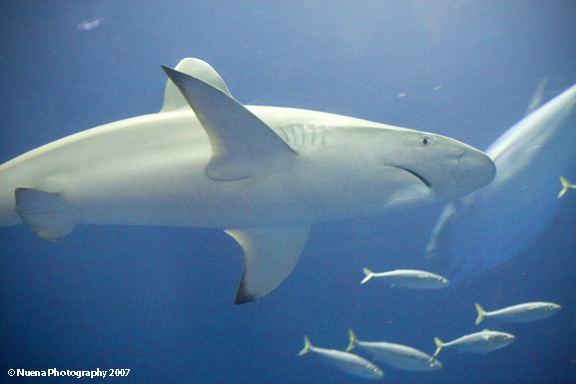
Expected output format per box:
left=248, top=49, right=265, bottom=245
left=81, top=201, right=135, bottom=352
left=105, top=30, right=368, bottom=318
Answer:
left=299, top=266, right=561, bottom=379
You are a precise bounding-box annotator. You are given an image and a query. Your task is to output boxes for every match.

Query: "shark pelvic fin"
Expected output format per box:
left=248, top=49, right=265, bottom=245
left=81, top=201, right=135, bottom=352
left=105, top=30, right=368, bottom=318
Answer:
left=160, top=58, right=232, bottom=113
left=14, top=188, right=75, bottom=241
left=225, top=226, right=311, bottom=304
left=162, top=64, right=296, bottom=181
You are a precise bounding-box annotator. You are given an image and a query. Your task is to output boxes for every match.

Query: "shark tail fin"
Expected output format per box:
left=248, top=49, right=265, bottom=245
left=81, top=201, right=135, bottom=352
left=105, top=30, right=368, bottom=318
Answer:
left=558, top=176, right=576, bottom=198
left=298, top=336, right=312, bottom=356
left=361, top=268, right=374, bottom=284
left=475, top=303, right=486, bottom=325
left=433, top=337, right=444, bottom=357
left=346, top=329, right=358, bottom=352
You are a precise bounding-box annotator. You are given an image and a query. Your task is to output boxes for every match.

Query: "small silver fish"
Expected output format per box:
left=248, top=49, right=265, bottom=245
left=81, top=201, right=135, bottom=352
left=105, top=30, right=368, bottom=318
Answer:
left=433, top=330, right=515, bottom=356
left=298, top=335, right=384, bottom=380
left=361, top=268, right=449, bottom=289
left=475, top=302, right=561, bottom=324
left=347, top=329, right=442, bottom=371
left=558, top=176, right=576, bottom=198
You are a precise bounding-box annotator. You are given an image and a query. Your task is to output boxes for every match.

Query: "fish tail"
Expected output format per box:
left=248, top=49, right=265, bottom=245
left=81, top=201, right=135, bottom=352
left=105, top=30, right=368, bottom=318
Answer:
left=346, top=329, right=357, bottom=351
left=433, top=337, right=443, bottom=357
left=475, top=302, right=486, bottom=325
left=360, top=268, right=374, bottom=284
left=298, top=335, right=312, bottom=356
left=558, top=176, right=576, bottom=198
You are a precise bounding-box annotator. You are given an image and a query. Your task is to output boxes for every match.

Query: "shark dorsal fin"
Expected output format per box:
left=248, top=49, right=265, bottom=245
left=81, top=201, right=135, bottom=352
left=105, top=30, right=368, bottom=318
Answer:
left=160, top=58, right=232, bottom=113
left=162, top=64, right=296, bottom=181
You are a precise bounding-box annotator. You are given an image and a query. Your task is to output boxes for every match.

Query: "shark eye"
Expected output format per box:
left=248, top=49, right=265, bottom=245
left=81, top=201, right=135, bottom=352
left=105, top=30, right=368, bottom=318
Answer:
left=420, top=136, right=432, bottom=146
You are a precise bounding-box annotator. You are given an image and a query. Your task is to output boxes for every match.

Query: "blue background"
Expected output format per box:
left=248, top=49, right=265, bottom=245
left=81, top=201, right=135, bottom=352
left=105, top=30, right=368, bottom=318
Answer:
left=1, top=1, right=575, bottom=383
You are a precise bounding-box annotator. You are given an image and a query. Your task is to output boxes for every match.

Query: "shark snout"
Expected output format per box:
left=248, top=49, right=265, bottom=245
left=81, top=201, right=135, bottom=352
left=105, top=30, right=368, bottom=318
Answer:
left=422, top=136, right=496, bottom=199
left=452, top=148, right=496, bottom=195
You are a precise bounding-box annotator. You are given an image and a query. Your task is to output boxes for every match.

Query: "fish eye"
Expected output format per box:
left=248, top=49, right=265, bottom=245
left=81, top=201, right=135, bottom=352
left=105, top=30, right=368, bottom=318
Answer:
left=420, top=136, right=432, bottom=146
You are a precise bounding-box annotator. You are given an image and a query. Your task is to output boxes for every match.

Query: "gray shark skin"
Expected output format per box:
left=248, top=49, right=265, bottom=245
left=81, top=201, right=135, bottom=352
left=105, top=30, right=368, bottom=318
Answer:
left=0, top=58, right=495, bottom=304
left=426, top=82, right=576, bottom=285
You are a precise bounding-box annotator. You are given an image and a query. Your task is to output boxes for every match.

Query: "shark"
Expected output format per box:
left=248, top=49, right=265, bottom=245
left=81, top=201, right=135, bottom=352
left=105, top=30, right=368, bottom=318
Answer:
left=0, top=58, right=496, bottom=304
left=425, top=82, right=576, bottom=284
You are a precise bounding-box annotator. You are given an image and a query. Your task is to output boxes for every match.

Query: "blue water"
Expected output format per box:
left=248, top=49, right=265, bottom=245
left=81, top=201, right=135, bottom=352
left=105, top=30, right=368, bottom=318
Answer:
left=1, top=1, right=575, bottom=383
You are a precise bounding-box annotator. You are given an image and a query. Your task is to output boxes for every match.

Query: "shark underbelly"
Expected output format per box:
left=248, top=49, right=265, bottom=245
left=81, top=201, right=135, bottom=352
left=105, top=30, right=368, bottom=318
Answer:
left=63, top=156, right=428, bottom=228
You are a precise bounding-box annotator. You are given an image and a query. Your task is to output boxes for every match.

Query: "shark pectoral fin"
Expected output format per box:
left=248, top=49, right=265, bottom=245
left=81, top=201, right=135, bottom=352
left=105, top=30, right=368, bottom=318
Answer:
left=225, top=226, right=311, bottom=305
left=160, top=58, right=233, bottom=113
left=14, top=188, right=74, bottom=241
left=161, top=65, right=296, bottom=181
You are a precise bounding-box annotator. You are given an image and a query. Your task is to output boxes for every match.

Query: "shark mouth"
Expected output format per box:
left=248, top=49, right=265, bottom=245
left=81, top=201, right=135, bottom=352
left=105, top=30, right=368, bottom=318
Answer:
left=395, top=167, right=432, bottom=188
